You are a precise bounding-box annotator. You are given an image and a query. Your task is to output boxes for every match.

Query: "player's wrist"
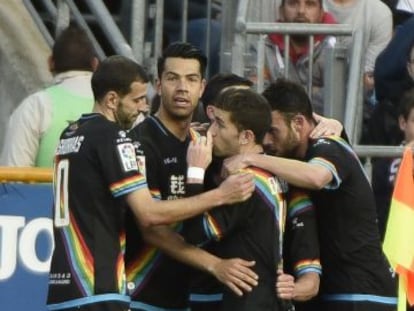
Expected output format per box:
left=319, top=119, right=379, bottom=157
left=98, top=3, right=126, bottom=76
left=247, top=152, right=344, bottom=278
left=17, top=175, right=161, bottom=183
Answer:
left=187, top=166, right=205, bottom=181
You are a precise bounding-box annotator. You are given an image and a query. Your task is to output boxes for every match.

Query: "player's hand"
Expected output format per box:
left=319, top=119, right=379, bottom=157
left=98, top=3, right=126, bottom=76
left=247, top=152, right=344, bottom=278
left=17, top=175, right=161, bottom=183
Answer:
left=310, top=113, right=343, bottom=139
left=218, top=172, right=255, bottom=204
left=190, top=121, right=210, bottom=136
left=276, top=269, right=295, bottom=300
left=187, top=130, right=213, bottom=170
left=209, top=258, right=258, bottom=296
left=221, top=154, right=250, bottom=179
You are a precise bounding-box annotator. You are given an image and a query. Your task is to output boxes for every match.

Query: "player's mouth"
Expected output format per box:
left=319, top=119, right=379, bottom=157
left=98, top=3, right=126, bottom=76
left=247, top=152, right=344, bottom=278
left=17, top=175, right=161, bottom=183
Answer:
left=173, top=96, right=190, bottom=107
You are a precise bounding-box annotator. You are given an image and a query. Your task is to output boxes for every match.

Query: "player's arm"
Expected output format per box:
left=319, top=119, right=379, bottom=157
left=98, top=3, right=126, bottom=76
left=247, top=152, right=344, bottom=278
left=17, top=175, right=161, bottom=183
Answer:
left=276, top=270, right=319, bottom=301
left=223, top=154, right=332, bottom=190
left=140, top=224, right=258, bottom=296
left=279, top=187, right=320, bottom=301
left=126, top=171, right=254, bottom=227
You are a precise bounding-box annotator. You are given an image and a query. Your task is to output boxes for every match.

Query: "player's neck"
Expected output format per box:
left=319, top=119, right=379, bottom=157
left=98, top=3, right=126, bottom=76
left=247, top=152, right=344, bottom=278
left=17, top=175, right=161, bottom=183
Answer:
left=155, top=110, right=192, bottom=141
left=297, top=126, right=313, bottom=159
left=239, top=143, right=263, bottom=155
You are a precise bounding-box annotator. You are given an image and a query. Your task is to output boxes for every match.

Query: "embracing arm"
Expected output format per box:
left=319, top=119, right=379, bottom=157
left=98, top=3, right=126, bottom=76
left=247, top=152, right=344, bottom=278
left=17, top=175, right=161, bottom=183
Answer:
left=127, top=171, right=254, bottom=227
left=224, top=154, right=332, bottom=190
left=140, top=225, right=258, bottom=296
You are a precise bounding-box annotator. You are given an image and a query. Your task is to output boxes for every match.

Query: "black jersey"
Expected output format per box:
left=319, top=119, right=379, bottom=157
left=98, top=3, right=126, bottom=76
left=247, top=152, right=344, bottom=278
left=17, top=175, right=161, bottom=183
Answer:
left=184, top=166, right=287, bottom=311
left=125, top=116, right=198, bottom=310
left=47, top=113, right=147, bottom=311
left=186, top=160, right=321, bottom=311
left=305, top=136, right=397, bottom=306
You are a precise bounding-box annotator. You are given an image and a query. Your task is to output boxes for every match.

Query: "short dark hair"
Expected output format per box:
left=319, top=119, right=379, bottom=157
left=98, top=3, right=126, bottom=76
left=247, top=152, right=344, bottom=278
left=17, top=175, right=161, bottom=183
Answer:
left=399, top=88, right=414, bottom=120
left=91, top=55, right=149, bottom=102
left=52, top=25, right=96, bottom=73
left=281, top=0, right=322, bottom=7
left=157, top=42, right=207, bottom=79
left=201, top=73, right=253, bottom=109
left=262, top=79, right=314, bottom=123
left=214, top=88, right=271, bottom=144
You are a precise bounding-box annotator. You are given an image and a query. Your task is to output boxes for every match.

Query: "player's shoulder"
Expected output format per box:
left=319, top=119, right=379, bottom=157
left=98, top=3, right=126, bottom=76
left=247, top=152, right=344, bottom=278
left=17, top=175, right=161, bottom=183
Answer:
left=311, top=136, right=349, bottom=151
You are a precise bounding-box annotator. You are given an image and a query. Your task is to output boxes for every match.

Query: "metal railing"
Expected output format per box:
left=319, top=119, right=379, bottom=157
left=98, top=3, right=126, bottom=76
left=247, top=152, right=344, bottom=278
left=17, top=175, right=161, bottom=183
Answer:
left=354, top=145, right=405, bottom=182
left=23, top=0, right=221, bottom=80
left=232, top=0, right=365, bottom=145
left=21, top=0, right=402, bottom=174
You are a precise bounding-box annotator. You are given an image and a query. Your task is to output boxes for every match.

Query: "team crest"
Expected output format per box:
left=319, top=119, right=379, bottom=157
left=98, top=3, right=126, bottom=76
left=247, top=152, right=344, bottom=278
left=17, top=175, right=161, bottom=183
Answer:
left=117, top=143, right=138, bottom=172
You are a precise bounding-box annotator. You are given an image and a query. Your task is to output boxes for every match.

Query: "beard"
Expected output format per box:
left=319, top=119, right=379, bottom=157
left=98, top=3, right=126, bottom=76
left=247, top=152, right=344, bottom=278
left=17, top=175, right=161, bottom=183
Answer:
left=264, top=130, right=300, bottom=158
left=115, top=104, right=137, bottom=130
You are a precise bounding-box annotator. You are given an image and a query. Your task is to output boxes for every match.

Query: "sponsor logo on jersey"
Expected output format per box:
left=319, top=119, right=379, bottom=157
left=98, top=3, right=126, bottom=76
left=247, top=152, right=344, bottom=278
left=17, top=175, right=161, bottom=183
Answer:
left=169, top=174, right=185, bottom=196
left=164, top=157, right=178, bottom=165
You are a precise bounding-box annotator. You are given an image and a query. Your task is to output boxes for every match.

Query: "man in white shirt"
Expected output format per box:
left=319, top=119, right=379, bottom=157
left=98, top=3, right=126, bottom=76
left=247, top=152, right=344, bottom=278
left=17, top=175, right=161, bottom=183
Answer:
left=0, top=25, right=98, bottom=167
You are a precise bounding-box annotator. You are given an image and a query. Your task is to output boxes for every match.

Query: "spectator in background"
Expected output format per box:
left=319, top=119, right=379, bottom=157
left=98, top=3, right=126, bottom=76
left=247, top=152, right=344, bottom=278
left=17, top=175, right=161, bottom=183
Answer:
left=372, top=88, right=414, bottom=240
left=393, top=0, right=414, bottom=25
left=149, top=0, right=222, bottom=77
left=323, top=0, right=392, bottom=94
left=363, top=17, right=414, bottom=145
left=247, top=0, right=336, bottom=114
left=381, top=0, right=414, bottom=27
left=0, top=25, right=98, bottom=167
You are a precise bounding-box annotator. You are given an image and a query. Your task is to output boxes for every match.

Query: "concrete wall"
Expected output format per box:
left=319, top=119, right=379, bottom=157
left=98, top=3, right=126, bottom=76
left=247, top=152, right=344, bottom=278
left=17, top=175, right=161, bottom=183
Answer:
left=0, top=1, right=52, bottom=150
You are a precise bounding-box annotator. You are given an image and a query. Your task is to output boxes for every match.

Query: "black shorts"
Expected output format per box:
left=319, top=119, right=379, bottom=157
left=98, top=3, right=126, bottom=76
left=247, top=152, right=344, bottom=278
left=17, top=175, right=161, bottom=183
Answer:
left=320, top=301, right=396, bottom=311
left=55, top=301, right=129, bottom=311
left=190, top=301, right=222, bottom=311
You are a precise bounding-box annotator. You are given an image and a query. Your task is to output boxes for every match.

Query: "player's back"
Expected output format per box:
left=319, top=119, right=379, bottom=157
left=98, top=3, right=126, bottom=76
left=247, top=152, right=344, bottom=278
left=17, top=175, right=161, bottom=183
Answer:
left=48, top=113, right=136, bottom=309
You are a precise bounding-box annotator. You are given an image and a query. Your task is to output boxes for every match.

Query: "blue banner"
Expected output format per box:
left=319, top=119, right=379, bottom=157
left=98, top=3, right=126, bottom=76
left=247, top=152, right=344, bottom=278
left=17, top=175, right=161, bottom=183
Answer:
left=0, top=183, right=53, bottom=311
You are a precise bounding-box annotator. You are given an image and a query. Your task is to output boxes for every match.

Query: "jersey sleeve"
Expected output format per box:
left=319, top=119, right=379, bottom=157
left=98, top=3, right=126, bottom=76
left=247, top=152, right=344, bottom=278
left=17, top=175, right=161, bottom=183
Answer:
left=182, top=201, right=248, bottom=247
left=284, top=187, right=321, bottom=277
left=134, top=138, right=162, bottom=200
left=97, top=129, right=147, bottom=198
left=307, top=137, right=352, bottom=190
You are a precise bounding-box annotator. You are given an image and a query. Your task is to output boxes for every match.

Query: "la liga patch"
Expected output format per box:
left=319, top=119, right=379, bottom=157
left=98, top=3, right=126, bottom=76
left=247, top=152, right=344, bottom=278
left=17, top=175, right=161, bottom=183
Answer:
left=117, top=143, right=138, bottom=172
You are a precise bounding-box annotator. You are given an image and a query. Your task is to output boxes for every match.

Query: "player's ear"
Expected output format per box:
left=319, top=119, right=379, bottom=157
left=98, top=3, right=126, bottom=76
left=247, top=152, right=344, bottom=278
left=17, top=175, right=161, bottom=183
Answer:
left=239, top=129, right=254, bottom=145
left=105, top=91, right=119, bottom=110
left=399, top=115, right=407, bottom=132
left=291, top=114, right=305, bottom=132
left=156, top=78, right=162, bottom=96
left=91, top=57, right=99, bottom=71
